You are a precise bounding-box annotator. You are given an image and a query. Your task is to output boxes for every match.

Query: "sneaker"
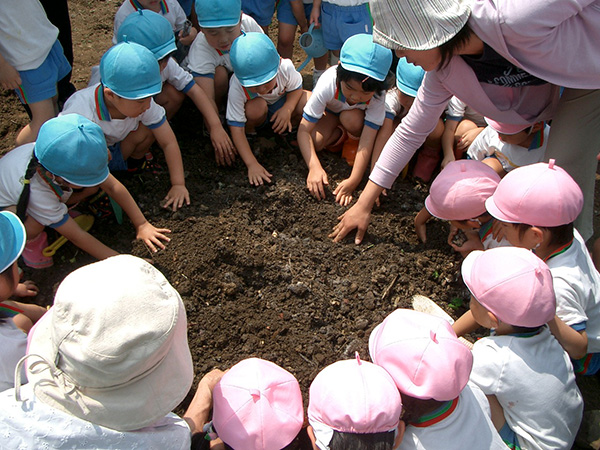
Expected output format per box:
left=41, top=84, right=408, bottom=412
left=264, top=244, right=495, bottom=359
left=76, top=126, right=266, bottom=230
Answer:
left=22, top=232, right=53, bottom=269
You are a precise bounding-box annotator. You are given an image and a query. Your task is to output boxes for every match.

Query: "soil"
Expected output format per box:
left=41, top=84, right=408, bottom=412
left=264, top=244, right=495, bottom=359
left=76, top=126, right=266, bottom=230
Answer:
left=1, top=1, right=599, bottom=448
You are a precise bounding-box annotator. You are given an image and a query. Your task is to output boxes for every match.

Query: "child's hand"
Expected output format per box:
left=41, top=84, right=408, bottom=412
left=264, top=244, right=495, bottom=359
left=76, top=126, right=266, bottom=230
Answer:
left=309, top=7, right=321, bottom=26
left=491, top=219, right=506, bottom=243
left=441, top=154, right=455, bottom=169
left=414, top=207, right=431, bottom=243
left=333, top=178, right=358, bottom=206
left=270, top=108, right=293, bottom=135
left=162, top=184, right=190, bottom=211
left=178, top=27, right=198, bottom=46
left=136, top=222, right=171, bottom=253
left=448, top=230, right=484, bottom=257
left=247, top=162, right=273, bottom=186
left=211, top=127, right=236, bottom=166
left=307, top=167, right=329, bottom=200
left=457, top=128, right=483, bottom=151
left=0, top=60, right=21, bottom=90
left=14, top=281, right=39, bottom=298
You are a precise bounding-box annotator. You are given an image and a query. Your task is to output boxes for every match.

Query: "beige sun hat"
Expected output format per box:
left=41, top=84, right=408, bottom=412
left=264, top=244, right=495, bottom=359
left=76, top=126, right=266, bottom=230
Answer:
left=21, top=255, right=194, bottom=432
left=370, top=0, right=472, bottom=51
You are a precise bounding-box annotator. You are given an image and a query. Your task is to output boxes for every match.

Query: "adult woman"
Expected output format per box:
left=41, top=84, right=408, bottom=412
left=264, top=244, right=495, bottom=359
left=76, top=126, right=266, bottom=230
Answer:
left=330, top=0, right=600, bottom=244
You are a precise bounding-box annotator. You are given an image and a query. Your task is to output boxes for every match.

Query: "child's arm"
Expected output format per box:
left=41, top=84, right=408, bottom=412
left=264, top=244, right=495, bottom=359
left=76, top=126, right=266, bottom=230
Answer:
left=297, top=118, right=328, bottom=200
left=452, top=310, right=481, bottom=337
left=100, top=174, right=171, bottom=252
left=151, top=122, right=190, bottom=211
left=547, top=315, right=588, bottom=360
left=54, top=216, right=119, bottom=260
left=194, top=76, right=219, bottom=114
left=186, top=83, right=235, bottom=164
left=448, top=229, right=484, bottom=257
left=290, top=0, right=309, bottom=32
left=441, top=118, right=459, bottom=168
left=229, top=126, right=273, bottom=186
left=414, top=207, right=432, bottom=243
left=270, top=89, right=303, bottom=134
left=0, top=53, right=21, bottom=90
left=13, top=280, right=39, bottom=298
left=309, top=0, right=322, bottom=25
left=333, top=125, right=378, bottom=206
left=183, top=369, right=225, bottom=434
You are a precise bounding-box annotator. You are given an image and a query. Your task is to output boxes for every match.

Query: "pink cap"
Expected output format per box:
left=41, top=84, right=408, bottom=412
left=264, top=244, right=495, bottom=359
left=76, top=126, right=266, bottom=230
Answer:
left=308, top=355, right=402, bottom=436
left=368, top=309, right=473, bottom=401
left=462, top=247, right=556, bottom=327
left=212, top=358, right=304, bottom=450
left=485, top=117, right=530, bottom=135
left=425, top=160, right=501, bottom=220
left=485, top=160, right=583, bottom=226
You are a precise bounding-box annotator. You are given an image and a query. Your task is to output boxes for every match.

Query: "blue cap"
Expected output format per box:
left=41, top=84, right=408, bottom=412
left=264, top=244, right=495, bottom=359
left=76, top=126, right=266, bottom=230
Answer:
left=340, top=34, right=392, bottom=82
left=35, top=114, right=110, bottom=187
left=195, top=0, right=241, bottom=28
left=396, top=57, right=425, bottom=97
left=231, top=33, right=279, bottom=87
left=117, top=10, right=176, bottom=60
left=100, top=42, right=162, bottom=99
left=0, top=211, right=26, bottom=274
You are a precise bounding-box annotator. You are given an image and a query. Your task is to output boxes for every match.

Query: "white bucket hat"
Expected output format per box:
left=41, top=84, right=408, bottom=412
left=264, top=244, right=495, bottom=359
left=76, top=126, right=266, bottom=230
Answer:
left=370, top=0, right=472, bottom=51
left=19, top=255, right=194, bottom=431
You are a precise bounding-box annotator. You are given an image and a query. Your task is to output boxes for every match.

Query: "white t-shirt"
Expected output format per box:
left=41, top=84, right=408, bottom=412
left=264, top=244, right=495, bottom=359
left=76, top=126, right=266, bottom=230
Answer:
left=186, top=14, right=263, bottom=77
left=323, top=0, right=368, bottom=6
left=61, top=84, right=166, bottom=146
left=546, top=229, right=600, bottom=354
left=226, top=58, right=302, bottom=126
left=0, top=0, right=59, bottom=71
left=384, top=87, right=405, bottom=120
left=467, top=125, right=549, bottom=173
left=444, top=97, right=486, bottom=127
left=113, top=0, right=187, bottom=44
left=0, top=144, right=71, bottom=228
left=470, top=327, right=583, bottom=450
left=399, top=383, right=507, bottom=450
left=303, top=66, right=386, bottom=130
left=0, top=320, right=27, bottom=392
left=0, top=384, right=191, bottom=449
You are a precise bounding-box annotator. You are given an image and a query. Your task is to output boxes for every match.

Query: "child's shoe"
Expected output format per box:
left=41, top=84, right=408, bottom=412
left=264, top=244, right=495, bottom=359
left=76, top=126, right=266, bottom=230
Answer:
left=22, top=232, right=53, bottom=269
left=412, top=145, right=441, bottom=182
left=342, top=134, right=359, bottom=166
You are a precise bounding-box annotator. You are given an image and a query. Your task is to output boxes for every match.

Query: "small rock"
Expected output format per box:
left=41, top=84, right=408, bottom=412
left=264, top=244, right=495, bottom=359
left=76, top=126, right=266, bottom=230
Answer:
left=355, top=318, right=369, bottom=330
left=288, top=282, right=309, bottom=297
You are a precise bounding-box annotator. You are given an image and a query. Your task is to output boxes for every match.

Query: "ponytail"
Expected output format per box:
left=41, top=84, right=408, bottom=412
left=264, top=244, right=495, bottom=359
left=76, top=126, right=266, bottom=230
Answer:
left=16, top=154, right=39, bottom=222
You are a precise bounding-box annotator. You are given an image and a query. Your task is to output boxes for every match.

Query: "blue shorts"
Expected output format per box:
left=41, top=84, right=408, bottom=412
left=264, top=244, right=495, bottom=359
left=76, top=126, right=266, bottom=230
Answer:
left=499, top=422, right=522, bottom=450
left=277, top=1, right=312, bottom=26
left=241, top=0, right=276, bottom=26
left=15, top=40, right=71, bottom=105
left=108, top=143, right=128, bottom=172
left=320, top=2, right=372, bottom=51
left=572, top=352, right=600, bottom=375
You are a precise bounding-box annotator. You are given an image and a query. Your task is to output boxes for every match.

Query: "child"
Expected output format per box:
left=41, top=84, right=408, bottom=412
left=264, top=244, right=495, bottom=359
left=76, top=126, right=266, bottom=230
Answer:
left=112, top=0, right=198, bottom=48
left=61, top=41, right=190, bottom=211
left=373, top=58, right=444, bottom=183
left=415, top=160, right=508, bottom=253
left=298, top=33, right=392, bottom=204
left=317, top=0, right=372, bottom=58
left=116, top=10, right=233, bottom=154
left=485, top=160, right=600, bottom=375
left=307, top=355, right=404, bottom=450
left=202, top=357, right=304, bottom=449
left=467, top=118, right=549, bottom=177
left=440, top=97, right=485, bottom=169
left=369, top=309, right=507, bottom=450
left=187, top=0, right=263, bottom=165
left=462, top=247, right=583, bottom=449
left=0, top=0, right=71, bottom=145
left=0, top=114, right=170, bottom=266
left=227, top=32, right=310, bottom=186
left=0, top=211, right=46, bottom=391
left=241, top=0, right=276, bottom=33
left=277, top=0, right=328, bottom=86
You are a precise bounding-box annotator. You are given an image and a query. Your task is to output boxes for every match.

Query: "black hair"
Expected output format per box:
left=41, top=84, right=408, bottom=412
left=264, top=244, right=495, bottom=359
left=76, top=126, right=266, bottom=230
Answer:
left=336, top=65, right=393, bottom=95
left=0, top=264, right=16, bottom=321
left=329, top=430, right=395, bottom=450
left=16, top=154, right=41, bottom=223
left=512, top=222, right=574, bottom=249
left=399, top=394, right=447, bottom=425
left=438, top=24, right=474, bottom=70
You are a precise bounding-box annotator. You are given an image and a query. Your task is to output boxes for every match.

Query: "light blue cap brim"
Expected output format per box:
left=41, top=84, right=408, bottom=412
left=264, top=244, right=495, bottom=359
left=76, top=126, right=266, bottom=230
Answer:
left=0, top=211, right=26, bottom=274
left=340, top=61, right=387, bottom=82
left=152, top=37, right=177, bottom=61
left=239, top=69, right=277, bottom=88
left=108, top=80, right=163, bottom=100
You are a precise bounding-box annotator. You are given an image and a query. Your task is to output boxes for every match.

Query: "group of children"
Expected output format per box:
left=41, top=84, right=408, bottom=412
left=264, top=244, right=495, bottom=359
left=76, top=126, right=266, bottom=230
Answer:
left=1, top=0, right=600, bottom=448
